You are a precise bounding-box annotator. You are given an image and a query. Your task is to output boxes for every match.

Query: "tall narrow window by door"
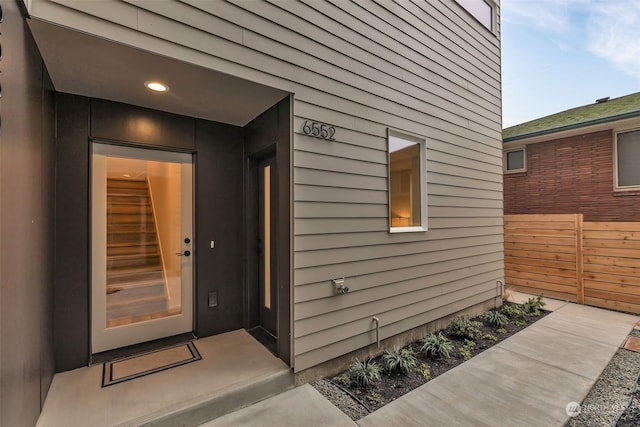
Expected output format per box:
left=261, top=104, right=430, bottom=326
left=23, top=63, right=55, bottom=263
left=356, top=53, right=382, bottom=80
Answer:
left=263, top=165, right=272, bottom=311
left=256, top=156, right=278, bottom=343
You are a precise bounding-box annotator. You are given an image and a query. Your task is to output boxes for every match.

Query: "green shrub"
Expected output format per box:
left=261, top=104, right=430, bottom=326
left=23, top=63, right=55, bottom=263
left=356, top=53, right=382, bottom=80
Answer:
left=418, top=363, right=431, bottom=380
left=500, top=304, right=526, bottom=321
left=483, top=333, right=498, bottom=342
left=349, top=359, right=381, bottom=388
left=382, top=347, right=417, bottom=374
left=496, top=327, right=507, bottom=334
left=459, top=339, right=475, bottom=361
left=482, top=310, right=509, bottom=327
left=420, top=332, right=454, bottom=359
left=522, top=295, right=546, bottom=316
left=448, top=316, right=482, bottom=340
left=335, top=373, right=351, bottom=388
left=367, top=391, right=383, bottom=405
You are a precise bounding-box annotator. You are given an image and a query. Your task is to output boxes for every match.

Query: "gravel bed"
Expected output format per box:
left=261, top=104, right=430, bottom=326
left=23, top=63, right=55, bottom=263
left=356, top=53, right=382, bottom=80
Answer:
left=312, top=379, right=370, bottom=421
left=568, top=330, right=640, bottom=427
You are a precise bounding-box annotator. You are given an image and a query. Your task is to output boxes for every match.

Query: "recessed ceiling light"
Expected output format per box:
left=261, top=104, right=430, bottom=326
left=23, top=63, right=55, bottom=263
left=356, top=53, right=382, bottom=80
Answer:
left=144, top=81, right=169, bottom=92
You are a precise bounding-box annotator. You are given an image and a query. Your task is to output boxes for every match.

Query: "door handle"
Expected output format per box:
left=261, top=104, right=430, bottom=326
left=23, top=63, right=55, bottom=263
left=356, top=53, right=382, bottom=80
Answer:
left=176, top=250, right=191, bottom=257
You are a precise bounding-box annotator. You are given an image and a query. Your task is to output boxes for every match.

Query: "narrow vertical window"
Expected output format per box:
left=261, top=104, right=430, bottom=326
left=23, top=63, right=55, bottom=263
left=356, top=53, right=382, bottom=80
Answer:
left=388, top=130, right=427, bottom=232
left=263, top=165, right=271, bottom=309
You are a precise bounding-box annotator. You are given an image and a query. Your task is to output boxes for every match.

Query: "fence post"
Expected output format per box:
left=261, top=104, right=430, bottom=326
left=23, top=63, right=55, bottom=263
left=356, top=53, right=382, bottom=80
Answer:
left=575, top=214, right=584, bottom=304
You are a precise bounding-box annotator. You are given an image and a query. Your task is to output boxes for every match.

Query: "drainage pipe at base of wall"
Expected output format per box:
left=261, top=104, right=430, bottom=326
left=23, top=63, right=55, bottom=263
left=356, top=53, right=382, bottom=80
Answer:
left=372, top=316, right=380, bottom=348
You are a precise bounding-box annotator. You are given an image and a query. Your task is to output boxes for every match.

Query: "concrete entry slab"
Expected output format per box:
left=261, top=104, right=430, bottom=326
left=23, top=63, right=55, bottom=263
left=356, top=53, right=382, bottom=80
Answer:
left=37, top=330, right=292, bottom=427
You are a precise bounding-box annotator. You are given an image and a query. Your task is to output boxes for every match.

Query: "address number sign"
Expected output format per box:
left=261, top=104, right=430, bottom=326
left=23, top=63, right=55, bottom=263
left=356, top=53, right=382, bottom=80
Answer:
left=302, top=121, right=336, bottom=141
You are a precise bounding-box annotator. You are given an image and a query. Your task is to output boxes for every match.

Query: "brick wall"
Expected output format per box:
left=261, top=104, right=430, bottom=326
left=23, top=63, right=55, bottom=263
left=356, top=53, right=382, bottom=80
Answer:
left=504, top=130, right=640, bottom=221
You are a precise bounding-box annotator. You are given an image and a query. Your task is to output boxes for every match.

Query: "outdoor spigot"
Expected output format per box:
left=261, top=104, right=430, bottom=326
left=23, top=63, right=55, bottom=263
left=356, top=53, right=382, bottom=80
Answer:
left=332, top=278, right=349, bottom=295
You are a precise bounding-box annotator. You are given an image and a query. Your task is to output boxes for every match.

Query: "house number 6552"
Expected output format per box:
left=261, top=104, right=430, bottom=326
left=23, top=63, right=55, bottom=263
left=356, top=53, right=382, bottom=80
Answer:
left=302, top=121, right=336, bottom=141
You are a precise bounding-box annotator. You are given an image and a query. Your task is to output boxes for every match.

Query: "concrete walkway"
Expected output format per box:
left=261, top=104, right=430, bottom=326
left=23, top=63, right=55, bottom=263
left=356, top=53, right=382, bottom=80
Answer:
left=202, top=302, right=638, bottom=427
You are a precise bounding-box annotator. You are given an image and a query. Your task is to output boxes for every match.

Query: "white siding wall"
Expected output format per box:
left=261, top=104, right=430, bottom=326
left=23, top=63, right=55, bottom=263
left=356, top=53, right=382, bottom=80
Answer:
left=30, top=0, right=503, bottom=371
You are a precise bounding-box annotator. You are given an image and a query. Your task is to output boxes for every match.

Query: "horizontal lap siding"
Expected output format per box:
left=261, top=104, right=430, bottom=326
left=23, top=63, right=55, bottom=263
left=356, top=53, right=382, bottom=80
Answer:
left=31, top=0, right=503, bottom=370
left=287, top=0, right=503, bottom=369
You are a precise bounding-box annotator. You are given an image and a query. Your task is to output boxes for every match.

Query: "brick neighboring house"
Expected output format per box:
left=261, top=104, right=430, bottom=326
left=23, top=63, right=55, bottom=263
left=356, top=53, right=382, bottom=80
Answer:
left=503, top=92, right=640, bottom=221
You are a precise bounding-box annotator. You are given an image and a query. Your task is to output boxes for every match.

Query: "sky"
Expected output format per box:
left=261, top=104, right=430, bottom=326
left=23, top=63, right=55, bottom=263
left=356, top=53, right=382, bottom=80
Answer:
left=501, top=0, right=640, bottom=128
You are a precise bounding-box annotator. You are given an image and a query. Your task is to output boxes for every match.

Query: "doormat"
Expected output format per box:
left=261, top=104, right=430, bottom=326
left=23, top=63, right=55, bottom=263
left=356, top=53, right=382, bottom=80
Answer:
left=102, top=342, right=201, bottom=387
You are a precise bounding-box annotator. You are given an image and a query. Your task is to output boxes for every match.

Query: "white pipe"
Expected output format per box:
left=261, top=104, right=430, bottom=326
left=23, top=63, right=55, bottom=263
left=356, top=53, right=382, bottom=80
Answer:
left=372, top=316, right=380, bottom=348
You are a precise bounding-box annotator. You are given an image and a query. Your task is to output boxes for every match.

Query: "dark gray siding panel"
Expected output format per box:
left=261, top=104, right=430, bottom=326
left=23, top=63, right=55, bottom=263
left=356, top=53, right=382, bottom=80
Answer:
left=54, top=93, right=91, bottom=372
left=41, top=66, right=57, bottom=406
left=245, top=97, right=291, bottom=363
left=276, top=97, right=292, bottom=365
left=244, top=96, right=292, bottom=364
left=194, top=120, right=244, bottom=337
left=0, top=1, right=56, bottom=424
left=91, top=98, right=196, bottom=150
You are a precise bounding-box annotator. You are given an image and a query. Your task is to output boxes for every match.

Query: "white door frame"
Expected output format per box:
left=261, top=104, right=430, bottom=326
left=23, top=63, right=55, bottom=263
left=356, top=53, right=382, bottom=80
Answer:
left=91, top=143, right=193, bottom=354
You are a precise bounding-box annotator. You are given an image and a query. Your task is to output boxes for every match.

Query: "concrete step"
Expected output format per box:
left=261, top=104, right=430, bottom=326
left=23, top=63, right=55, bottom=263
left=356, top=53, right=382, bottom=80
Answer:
left=199, top=384, right=357, bottom=427
left=141, top=368, right=294, bottom=427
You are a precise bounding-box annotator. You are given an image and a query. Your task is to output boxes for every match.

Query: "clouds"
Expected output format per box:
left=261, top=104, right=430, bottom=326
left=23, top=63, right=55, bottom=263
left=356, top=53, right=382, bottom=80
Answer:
left=587, top=2, right=640, bottom=79
left=502, top=0, right=590, bottom=34
left=502, top=0, right=640, bottom=81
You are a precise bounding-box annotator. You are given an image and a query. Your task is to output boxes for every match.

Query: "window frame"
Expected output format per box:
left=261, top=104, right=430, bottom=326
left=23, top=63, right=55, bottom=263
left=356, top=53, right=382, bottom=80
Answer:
left=387, top=129, right=427, bottom=233
left=454, top=0, right=497, bottom=33
left=613, top=128, right=640, bottom=191
left=504, top=148, right=526, bottom=173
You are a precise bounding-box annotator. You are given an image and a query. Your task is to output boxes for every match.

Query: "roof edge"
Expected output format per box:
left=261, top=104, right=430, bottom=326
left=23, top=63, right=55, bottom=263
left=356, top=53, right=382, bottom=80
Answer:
left=503, top=110, right=640, bottom=143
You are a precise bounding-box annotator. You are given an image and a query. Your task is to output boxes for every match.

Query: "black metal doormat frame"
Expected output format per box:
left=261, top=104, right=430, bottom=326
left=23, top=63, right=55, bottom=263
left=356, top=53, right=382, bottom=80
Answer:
left=102, top=341, right=202, bottom=387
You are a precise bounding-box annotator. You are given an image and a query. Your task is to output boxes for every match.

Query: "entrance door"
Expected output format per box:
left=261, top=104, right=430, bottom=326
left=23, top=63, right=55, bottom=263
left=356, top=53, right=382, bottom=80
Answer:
left=258, top=156, right=278, bottom=338
left=91, top=143, right=193, bottom=354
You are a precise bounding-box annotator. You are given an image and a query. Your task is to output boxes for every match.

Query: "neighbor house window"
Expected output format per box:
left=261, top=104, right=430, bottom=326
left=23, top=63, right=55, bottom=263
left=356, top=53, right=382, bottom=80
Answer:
left=455, top=0, right=495, bottom=31
left=504, top=148, right=526, bottom=173
left=615, top=129, right=640, bottom=190
left=388, top=130, right=426, bottom=232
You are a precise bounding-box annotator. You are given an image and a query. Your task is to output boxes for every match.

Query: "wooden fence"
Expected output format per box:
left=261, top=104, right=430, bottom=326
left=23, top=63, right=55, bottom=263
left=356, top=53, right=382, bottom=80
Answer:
left=505, top=214, right=640, bottom=314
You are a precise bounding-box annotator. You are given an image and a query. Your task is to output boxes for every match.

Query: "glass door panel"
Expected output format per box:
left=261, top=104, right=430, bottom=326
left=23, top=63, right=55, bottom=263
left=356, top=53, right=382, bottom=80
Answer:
left=92, top=144, right=193, bottom=353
